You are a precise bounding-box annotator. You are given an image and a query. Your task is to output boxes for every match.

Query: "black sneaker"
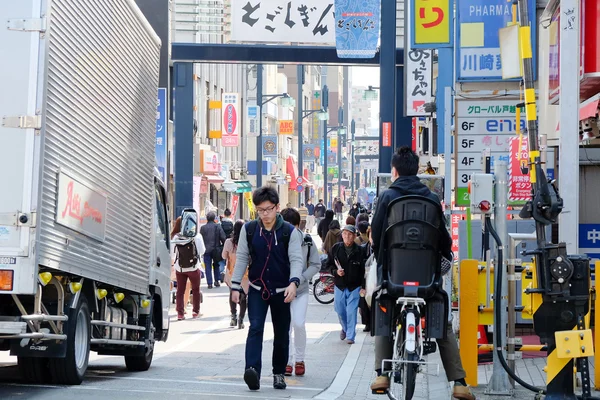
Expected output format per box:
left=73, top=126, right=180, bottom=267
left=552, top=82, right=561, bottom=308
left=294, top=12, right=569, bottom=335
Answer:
left=244, top=367, right=260, bottom=391
left=273, top=374, right=286, bottom=390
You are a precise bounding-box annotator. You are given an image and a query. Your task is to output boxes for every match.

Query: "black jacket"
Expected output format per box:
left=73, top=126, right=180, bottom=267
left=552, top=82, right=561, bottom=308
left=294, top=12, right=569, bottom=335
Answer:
left=327, top=242, right=367, bottom=291
left=370, top=176, right=452, bottom=262
left=314, top=203, right=326, bottom=218
left=318, top=217, right=333, bottom=242
left=200, top=221, right=226, bottom=253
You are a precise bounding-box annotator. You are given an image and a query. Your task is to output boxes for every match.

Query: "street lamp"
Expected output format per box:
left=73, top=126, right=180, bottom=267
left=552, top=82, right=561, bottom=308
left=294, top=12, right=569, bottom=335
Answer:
left=363, top=86, right=380, bottom=101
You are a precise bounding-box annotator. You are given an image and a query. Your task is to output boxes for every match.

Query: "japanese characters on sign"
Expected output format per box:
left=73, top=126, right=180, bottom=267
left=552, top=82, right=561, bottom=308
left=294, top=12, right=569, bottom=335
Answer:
left=455, top=99, right=525, bottom=206
left=382, top=122, right=391, bottom=147
left=457, top=0, right=536, bottom=80
left=229, top=0, right=335, bottom=44
left=405, top=49, right=433, bottom=116
left=222, top=93, right=239, bottom=146
left=508, top=136, right=532, bottom=202
left=155, top=88, right=167, bottom=183
left=334, top=0, right=381, bottom=59
left=451, top=213, right=461, bottom=254
left=246, top=103, right=259, bottom=137
left=412, top=0, right=451, bottom=47
left=279, top=120, right=294, bottom=135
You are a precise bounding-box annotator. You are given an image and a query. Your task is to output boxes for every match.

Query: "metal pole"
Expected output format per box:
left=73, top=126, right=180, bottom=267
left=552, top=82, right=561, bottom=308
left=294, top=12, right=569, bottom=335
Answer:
left=378, top=0, right=396, bottom=174
left=558, top=0, right=580, bottom=254
left=507, top=235, right=517, bottom=388
left=297, top=64, right=304, bottom=207
left=338, top=107, right=344, bottom=201
left=173, top=62, right=194, bottom=217
left=444, top=87, right=452, bottom=219
left=486, top=160, right=511, bottom=395
left=323, top=120, right=328, bottom=209
left=351, top=119, right=355, bottom=196
left=256, top=64, right=264, bottom=188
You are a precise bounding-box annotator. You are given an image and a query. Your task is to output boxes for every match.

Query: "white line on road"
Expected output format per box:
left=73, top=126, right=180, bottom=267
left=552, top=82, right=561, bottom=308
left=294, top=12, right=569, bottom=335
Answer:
left=0, top=383, right=313, bottom=399
left=313, top=331, right=367, bottom=400
left=153, top=316, right=229, bottom=361
left=84, top=374, right=324, bottom=392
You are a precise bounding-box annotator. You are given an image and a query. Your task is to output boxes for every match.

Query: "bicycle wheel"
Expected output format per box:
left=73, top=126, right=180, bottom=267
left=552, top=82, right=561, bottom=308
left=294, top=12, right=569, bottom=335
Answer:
left=313, top=278, right=335, bottom=304
left=402, top=351, right=418, bottom=400
left=388, top=325, right=403, bottom=400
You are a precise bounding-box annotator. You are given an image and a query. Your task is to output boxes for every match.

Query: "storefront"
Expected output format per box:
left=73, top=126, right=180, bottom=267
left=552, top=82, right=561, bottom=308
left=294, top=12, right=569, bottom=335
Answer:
left=199, top=149, right=224, bottom=215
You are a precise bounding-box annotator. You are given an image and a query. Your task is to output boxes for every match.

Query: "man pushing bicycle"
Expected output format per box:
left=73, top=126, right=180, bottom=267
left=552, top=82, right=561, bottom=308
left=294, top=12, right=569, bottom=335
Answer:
left=369, top=147, right=475, bottom=400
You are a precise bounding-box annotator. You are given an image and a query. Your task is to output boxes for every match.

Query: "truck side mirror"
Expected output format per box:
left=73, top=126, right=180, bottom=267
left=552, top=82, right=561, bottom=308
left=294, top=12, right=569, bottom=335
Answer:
left=180, top=209, right=197, bottom=238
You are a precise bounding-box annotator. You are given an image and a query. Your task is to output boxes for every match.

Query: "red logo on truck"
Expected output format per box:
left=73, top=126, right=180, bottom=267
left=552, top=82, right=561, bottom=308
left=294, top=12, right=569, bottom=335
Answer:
left=61, top=181, right=103, bottom=225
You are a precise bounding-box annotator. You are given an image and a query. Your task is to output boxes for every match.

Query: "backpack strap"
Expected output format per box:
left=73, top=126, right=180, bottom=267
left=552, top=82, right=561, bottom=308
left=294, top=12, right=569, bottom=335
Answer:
left=245, top=220, right=259, bottom=261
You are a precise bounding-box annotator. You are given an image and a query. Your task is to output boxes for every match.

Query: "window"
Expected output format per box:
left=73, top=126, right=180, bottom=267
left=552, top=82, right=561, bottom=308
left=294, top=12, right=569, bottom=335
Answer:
left=154, top=183, right=169, bottom=249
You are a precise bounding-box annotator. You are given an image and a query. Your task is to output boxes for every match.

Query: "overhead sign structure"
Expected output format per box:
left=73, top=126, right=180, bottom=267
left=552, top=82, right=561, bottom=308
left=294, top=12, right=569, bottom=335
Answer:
left=222, top=93, right=239, bottom=146
left=279, top=120, right=294, bottom=135
left=155, top=88, right=167, bottom=183
left=229, top=0, right=335, bottom=44
left=508, top=136, right=532, bottom=202
left=411, top=0, right=452, bottom=48
left=405, top=49, right=433, bottom=116
left=455, top=99, right=525, bottom=206
left=262, top=135, right=278, bottom=157
left=334, top=0, right=381, bottom=59
left=457, top=0, right=537, bottom=81
left=246, top=103, right=259, bottom=137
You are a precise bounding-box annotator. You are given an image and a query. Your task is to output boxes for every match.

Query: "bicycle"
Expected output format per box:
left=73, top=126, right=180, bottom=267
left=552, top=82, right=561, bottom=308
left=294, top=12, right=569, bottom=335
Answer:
left=312, top=271, right=335, bottom=304
left=380, top=296, right=440, bottom=400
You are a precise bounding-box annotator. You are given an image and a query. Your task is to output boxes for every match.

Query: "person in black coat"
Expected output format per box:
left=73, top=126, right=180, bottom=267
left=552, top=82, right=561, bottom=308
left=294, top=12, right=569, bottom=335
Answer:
left=317, top=209, right=334, bottom=242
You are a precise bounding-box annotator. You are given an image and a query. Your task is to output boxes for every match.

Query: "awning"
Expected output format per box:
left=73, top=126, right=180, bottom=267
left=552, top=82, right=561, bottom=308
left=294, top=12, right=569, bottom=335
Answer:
left=234, top=180, right=253, bottom=193
left=286, top=156, right=299, bottom=189
left=203, top=174, right=224, bottom=184
left=580, top=98, right=599, bottom=120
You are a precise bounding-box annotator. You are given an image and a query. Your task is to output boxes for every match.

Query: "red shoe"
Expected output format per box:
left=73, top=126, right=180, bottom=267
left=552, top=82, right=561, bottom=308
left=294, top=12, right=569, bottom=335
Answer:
left=285, top=365, right=293, bottom=376
left=295, top=361, right=305, bottom=376
left=177, top=315, right=185, bottom=321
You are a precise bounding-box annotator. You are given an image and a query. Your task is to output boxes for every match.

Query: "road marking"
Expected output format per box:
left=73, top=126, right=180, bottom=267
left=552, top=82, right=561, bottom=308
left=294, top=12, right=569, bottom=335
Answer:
left=0, top=383, right=313, bottom=399
left=153, top=316, right=229, bottom=361
left=84, top=374, right=324, bottom=391
left=313, top=331, right=367, bottom=400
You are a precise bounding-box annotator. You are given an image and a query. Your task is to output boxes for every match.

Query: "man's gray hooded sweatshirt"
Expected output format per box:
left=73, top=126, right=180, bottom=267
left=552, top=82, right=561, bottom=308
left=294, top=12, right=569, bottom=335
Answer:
left=231, top=214, right=304, bottom=294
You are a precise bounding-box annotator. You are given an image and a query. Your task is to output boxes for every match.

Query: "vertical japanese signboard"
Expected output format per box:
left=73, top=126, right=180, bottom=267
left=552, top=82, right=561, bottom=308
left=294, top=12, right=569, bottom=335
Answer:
left=303, top=144, right=316, bottom=162
left=155, top=88, right=167, bottom=183
left=405, top=49, right=433, bottom=116
left=231, top=195, right=240, bottom=217
left=411, top=0, right=452, bottom=48
left=382, top=122, right=391, bottom=147
left=455, top=99, right=525, bottom=206
left=451, top=213, right=461, bottom=254
left=457, top=0, right=536, bottom=81
left=229, top=0, right=335, bottom=44
left=222, top=93, right=239, bottom=146
left=334, top=0, right=381, bottom=58
left=508, top=137, right=532, bottom=202
left=247, top=103, right=259, bottom=137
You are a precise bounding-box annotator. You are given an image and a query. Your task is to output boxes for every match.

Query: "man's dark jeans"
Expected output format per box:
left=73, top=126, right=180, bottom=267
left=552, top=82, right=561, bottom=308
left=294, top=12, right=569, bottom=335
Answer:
left=246, top=287, right=291, bottom=377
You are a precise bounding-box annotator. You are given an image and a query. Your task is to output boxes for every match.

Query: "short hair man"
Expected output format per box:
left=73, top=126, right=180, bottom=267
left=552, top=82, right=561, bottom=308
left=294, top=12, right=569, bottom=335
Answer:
left=369, top=147, right=474, bottom=400
left=231, top=187, right=304, bottom=391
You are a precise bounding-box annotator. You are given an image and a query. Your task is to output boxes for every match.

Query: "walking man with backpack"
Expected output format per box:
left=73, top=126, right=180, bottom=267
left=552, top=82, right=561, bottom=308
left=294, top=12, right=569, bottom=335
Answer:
left=280, top=208, right=321, bottom=377
left=369, top=147, right=474, bottom=400
left=230, top=187, right=304, bottom=391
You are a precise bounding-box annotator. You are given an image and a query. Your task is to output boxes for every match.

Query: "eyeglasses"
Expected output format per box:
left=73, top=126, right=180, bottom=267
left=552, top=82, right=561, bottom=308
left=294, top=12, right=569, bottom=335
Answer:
left=256, top=205, right=277, bottom=215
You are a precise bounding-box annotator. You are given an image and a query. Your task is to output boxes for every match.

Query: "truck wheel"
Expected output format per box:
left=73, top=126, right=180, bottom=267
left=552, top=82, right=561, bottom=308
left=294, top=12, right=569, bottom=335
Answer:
left=124, top=319, right=155, bottom=372
left=50, top=297, right=90, bottom=385
left=18, top=357, right=51, bottom=383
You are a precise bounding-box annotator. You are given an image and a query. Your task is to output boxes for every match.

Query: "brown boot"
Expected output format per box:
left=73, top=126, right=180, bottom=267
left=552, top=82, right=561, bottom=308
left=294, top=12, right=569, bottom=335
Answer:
left=453, top=383, right=476, bottom=400
left=370, top=375, right=390, bottom=394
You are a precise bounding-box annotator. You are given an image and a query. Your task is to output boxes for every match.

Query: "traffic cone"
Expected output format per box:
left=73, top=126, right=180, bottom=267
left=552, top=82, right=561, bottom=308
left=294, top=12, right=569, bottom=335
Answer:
left=477, top=325, right=492, bottom=363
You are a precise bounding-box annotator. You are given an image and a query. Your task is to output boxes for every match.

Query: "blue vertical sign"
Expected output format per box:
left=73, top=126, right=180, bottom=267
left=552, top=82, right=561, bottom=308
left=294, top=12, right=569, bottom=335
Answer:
left=334, top=0, right=381, bottom=58
left=155, top=88, right=167, bottom=182
left=579, top=224, right=600, bottom=259
left=456, top=0, right=536, bottom=81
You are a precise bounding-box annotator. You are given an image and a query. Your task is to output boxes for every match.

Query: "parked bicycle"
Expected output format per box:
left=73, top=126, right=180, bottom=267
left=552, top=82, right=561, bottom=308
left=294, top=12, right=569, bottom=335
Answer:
left=312, top=271, right=335, bottom=304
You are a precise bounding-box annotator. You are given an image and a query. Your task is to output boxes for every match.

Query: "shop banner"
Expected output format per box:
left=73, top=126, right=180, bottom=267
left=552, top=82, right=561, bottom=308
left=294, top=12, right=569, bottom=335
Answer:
left=303, top=144, right=316, bottom=161
left=231, top=195, right=239, bottom=217
left=508, top=136, right=532, bottom=202
left=279, top=120, right=294, bottom=135
left=411, top=0, right=452, bottom=48
left=155, top=88, right=167, bottom=183
left=334, top=0, right=381, bottom=59
left=222, top=93, right=239, bottom=146
left=262, top=135, right=278, bottom=157
left=405, top=49, right=433, bottom=116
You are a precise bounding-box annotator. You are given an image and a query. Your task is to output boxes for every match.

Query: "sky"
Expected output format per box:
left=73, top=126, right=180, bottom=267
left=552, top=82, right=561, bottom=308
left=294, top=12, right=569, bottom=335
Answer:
left=351, top=66, right=380, bottom=129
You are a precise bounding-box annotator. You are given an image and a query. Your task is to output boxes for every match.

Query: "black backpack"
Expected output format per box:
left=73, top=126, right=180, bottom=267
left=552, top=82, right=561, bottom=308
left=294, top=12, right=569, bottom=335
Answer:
left=175, top=240, right=198, bottom=269
left=221, top=219, right=234, bottom=238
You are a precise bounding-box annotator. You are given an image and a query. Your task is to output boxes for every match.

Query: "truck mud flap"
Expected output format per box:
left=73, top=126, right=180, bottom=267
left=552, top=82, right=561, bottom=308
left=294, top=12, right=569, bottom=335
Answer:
left=10, top=337, right=67, bottom=358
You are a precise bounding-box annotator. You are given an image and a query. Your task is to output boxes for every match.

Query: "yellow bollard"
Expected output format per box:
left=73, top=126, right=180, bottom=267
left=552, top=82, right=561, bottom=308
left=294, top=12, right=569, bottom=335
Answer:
left=460, top=259, right=479, bottom=387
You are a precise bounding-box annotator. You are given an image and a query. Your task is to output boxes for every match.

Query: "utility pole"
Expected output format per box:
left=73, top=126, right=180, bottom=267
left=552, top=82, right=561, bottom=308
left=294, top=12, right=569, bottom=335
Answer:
left=351, top=119, right=356, bottom=196
left=256, top=64, right=264, bottom=188
left=322, top=85, right=329, bottom=208
left=378, top=0, right=396, bottom=174
left=297, top=64, right=304, bottom=207
left=558, top=0, right=580, bottom=253
left=338, top=107, right=344, bottom=200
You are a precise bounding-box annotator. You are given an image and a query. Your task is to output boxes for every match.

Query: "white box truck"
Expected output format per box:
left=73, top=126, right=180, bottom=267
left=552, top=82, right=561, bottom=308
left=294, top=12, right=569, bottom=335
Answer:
left=0, top=0, right=177, bottom=384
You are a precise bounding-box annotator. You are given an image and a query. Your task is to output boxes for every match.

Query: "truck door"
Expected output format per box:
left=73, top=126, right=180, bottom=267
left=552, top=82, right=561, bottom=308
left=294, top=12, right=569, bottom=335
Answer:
left=0, top=1, right=43, bottom=294
left=153, top=181, right=171, bottom=331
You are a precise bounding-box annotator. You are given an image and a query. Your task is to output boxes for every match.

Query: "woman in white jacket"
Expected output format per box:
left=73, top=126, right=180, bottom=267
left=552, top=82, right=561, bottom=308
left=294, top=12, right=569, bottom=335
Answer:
left=280, top=208, right=321, bottom=377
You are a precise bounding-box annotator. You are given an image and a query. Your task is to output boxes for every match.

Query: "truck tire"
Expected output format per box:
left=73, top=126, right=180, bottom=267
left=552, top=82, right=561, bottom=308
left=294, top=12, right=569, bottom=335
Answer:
left=18, top=357, right=51, bottom=383
left=124, top=318, right=155, bottom=372
left=50, top=297, right=90, bottom=385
